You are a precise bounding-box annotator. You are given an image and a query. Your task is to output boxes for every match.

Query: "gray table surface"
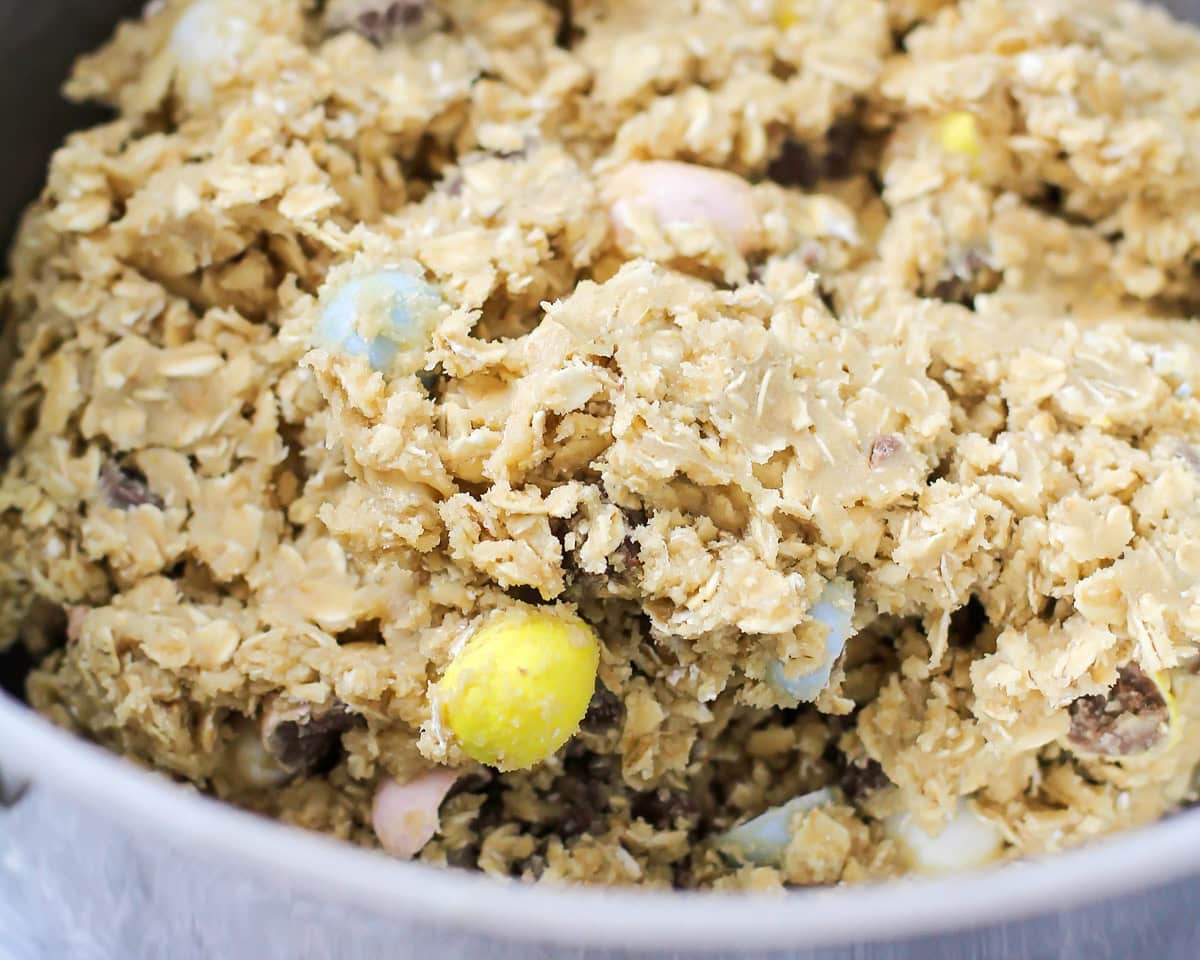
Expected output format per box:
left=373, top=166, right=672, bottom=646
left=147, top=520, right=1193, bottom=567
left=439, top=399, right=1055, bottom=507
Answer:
left=2, top=781, right=1198, bottom=960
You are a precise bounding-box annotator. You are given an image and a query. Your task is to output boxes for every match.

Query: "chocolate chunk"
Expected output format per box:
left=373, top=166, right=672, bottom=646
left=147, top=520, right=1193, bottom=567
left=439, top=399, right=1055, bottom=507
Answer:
left=1068, top=664, right=1171, bottom=758
left=550, top=0, right=574, bottom=49
left=620, top=507, right=648, bottom=527
left=553, top=770, right=607, bottom=837
left=100, top=462, right=164, bottom=510
left=868, top=434, right=902, bottom=468
left=579, top=686, right=624, bottom=734
left=325, top=0, right=441, bottom=45
left=613, top=535, right=642, bottom=574
left=630, top=787, right=698, bottom=830
left=547, top=751, right=621, bottom=839
left=261, top=698, right=358, bottom=774
left=557, top=799, right=598, bottom=838
left=449, top=768, right=497, bottom=795
left=930, top=276, right=970, bottom=306
left=926, top=248, right=1001, bottom=307
left=839, top=756, right=890, bottom=804
left=766, top=140, right=819, bottom=190
left=767, top=122, right=862, bottom=189
left=820, top=120, right=860, bottom=181
left=417, top=365, right=443, bottom=398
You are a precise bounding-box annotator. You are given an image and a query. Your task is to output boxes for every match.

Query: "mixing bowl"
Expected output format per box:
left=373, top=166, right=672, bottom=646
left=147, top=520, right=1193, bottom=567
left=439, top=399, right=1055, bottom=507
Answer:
left=2, top=2, right=1200, bottom=957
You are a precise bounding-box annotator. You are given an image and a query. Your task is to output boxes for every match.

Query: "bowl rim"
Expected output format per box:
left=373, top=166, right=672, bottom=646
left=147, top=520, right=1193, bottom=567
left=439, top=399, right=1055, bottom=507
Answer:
left=2, top=688, right=1198, bottom=951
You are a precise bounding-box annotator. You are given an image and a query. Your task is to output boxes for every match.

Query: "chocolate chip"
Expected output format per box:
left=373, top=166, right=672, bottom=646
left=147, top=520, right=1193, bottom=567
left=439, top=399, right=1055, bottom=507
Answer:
left=584, top=751, right=617, bottom=782
left=450, top=768, right=497, bottom=795
left=620, top=506, right=647, bottom=527
left=868, top=434, right=902, bottom=468
left=820, top=120, right=860, bottom=181
left=930, top=276, right=972, bottom=306
left=417, top=365, right=443, bottom=398
left=767, top=140, right=819, bottom=190
left=767, top=122, right=862, bottom=189
left=550, top=0, right=574, bottom=48
left=614, top=536, right=642, bottom=573
left=557, top=802, right=597, bottom=838
left=630, top=787, right=698, bottom=830
left=326, top=0, right=440, bottom=45
left=261, top=699, right=358, bottom=774
left=390, top=0, right=426, bottom=25
left=99, top=462, right=164, bottom=510
left=1068, top=664, right=1171, bottom=758
left=579, top=686, right=624, bottom=734
left=552, top=771, right=610, bottom=838
left=839, top=756, right=890, bottom=804
left=926, top=248, right=1001, bottom=307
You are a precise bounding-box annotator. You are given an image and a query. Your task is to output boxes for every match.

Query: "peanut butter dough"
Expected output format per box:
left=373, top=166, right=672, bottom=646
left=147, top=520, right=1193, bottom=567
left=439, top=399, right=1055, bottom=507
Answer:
left=4, top=0, right=1200, bottom=889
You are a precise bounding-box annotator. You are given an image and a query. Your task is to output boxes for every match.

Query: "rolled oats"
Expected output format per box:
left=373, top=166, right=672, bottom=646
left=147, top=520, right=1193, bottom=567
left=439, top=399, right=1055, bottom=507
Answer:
left=4, top=0, right=1200, bottom=890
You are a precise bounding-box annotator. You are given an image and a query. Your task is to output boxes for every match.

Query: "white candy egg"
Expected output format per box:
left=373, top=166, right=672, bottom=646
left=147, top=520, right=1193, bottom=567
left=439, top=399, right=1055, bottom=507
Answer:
left=169, top=0, right=255, bottom=103
left=767, top=579, right=856, bottom=702
left=886, top=800, right=1005, bottom=876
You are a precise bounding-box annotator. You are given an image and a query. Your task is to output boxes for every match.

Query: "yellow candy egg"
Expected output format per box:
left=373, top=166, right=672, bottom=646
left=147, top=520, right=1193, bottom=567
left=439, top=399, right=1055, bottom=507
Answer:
left=774, top=1, right=802, bottom=29
left=436, top=607, right=601, bottom=771
left=937, top=111, right=982, bottom=159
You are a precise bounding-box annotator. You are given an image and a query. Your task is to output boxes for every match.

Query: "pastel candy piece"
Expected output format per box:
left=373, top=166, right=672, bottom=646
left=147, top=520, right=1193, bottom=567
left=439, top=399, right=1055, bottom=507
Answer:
left=937, top=111, right=982, bottom=158
left=766, top=579, right=855, bottom=702
left=714, top=788, right=836, bottom=866
left=605, top=161, right=764, bottom=255
left=169, top=0, right=257, bottom=103
left=372, top=769, right=460, bottom=859
left=317, top=270, right=443, bottom=372
left=436, top=608, right=600, bottom=771
left=887, top=800, right=1005, bottom=876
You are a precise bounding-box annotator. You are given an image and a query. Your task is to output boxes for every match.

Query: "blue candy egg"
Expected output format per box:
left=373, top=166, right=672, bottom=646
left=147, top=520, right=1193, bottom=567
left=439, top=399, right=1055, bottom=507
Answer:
left=317, top=270, right=443, bottom=372
left=714, top=788, right=836, bottom=866
left=766, top=579, right=856, bottom=702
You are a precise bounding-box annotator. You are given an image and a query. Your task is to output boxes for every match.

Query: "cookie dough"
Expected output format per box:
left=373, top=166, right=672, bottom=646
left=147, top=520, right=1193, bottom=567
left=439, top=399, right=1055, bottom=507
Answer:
left=4, top=0, right=1200, bottom=889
